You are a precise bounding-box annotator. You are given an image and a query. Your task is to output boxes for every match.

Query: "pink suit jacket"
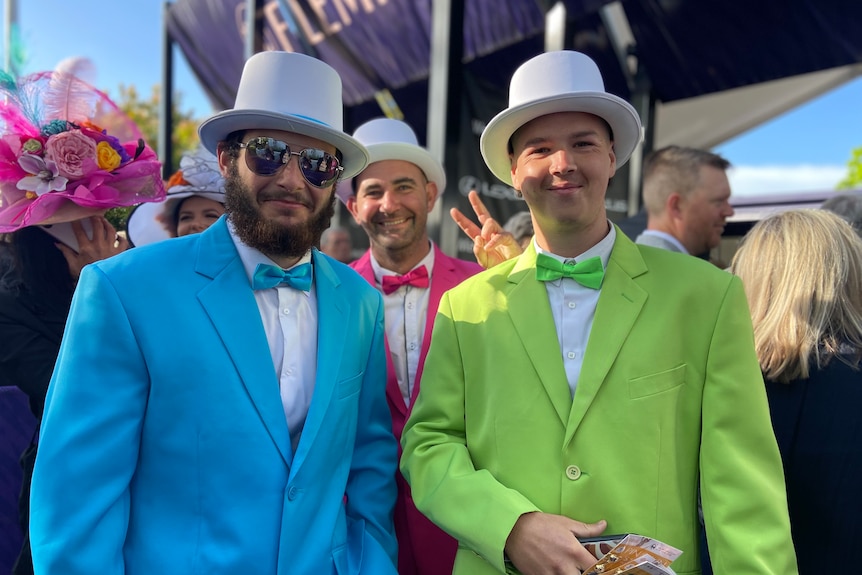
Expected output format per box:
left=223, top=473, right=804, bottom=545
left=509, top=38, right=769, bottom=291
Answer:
left=351, top=245, right=481, bottom=575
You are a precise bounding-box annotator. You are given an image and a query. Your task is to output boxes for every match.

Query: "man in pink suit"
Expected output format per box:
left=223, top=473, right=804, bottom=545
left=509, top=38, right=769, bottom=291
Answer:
left=339, top=118, right=482, bottom=575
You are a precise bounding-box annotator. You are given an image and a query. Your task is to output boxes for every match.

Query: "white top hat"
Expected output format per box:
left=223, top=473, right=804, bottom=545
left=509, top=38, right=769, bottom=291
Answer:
left=126, top=147, right=226, bottom=247
left=198, top=51, right=369, bottom=180
left=480, top=50, right=643, bottom=186
left=336, top=118, right=446, bottom=203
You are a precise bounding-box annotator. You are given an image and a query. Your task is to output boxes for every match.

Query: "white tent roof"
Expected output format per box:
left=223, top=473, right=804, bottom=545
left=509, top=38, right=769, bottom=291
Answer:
left=654, top=63, right=862, bottom=150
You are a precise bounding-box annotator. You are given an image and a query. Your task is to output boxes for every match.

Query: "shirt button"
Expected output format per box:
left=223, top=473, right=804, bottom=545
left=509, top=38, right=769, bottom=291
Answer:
left=568, top=302, right=576, bottom=309
left=283, top=308, right=290, bottom=315
left=567, top=352, right=576, bottom=359
left=408, top=343, right=416, bottom=351
left=565, top=465, right=582, bottom=481
left=407, top=302, right=414, bottom=309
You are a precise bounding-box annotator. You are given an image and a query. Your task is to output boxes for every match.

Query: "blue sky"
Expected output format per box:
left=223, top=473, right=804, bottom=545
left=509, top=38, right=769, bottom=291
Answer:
left=3, top=0, right=860, bottom=197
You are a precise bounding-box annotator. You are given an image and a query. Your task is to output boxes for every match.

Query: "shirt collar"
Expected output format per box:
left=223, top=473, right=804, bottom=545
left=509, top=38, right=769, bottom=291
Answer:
left=534, top=221, right=616, bottom=269
left=227, top=220, right=313, bottom=288
left=370, top=241, right=436, bottom=287
left=640, top=229, right=689, bottom=254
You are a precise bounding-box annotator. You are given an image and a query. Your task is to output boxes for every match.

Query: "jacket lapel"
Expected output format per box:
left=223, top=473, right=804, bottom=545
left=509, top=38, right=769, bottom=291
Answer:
left=194, top=218, right=293, bottom=467
left=351, top=252, right=407, bottom=419
left=290, top=250, right=347, bottom=473
left=350, top=250, right=375, bottom=285
left=410, top=245, right=456, bottom=408
left=506, top=245, right=571, bottom=426
left=564, top=230, right=648, bottom=445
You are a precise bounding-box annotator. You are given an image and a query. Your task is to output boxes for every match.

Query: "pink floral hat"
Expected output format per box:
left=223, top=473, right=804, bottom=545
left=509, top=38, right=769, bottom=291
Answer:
left=0, top=68, right=166, bottom=233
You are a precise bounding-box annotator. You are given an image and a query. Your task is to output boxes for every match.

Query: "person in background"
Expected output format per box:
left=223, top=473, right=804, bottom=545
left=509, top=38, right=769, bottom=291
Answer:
left=29, top=51, right=397, bottom=575
left=636, top=145, right=734, bottom=257
left=400, top=50, right=797, bottom=575
left=730, top=209, right=862, bottom=574
left=503, top=210, right=534, bottom=250
left=320, top=226, right=353, bottom=263
left=340, top=117, right=481, bottom=575
left=820, top=193, right=862, bottom=236
left=0, top=218, right=130, bottom=575
left=0, top=66, right=164, bottom=575
left=126, top=146, right=226, bottom=246
left=449, top=189, right=526, bottom=270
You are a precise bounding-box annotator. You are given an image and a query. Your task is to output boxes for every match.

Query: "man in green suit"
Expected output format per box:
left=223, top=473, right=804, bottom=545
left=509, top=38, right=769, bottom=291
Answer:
left=400, top=50, right=797, bottom=575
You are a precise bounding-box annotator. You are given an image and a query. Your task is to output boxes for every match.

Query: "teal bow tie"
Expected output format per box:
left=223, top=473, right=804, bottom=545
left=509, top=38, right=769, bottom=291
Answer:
left=252, top=262, right=313, bottom=291
left=535, top=253, right=604, bottom=289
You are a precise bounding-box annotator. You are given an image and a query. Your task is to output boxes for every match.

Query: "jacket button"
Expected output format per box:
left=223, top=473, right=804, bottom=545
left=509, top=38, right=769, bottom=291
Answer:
left=288, top=486, right=299, bottom=501
left=565, top=465, right=582, bottom=480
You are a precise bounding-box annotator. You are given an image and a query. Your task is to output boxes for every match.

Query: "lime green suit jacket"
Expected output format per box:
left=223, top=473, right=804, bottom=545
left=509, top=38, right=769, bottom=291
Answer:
left=401, top=230, right=797, bottom=575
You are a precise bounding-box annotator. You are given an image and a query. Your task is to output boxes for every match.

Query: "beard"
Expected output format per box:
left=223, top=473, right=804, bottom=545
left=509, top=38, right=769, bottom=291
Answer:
left=224, top=162, right=335, bottom=259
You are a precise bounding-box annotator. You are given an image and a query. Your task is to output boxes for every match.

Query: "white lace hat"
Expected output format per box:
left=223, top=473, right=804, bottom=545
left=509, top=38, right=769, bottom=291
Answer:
left=126, top=147, right=225, bottom=246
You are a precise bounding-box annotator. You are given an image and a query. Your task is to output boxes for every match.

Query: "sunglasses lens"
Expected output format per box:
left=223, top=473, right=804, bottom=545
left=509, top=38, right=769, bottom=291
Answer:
left=244, top=138, right=286, bottom=176
left=242, top=138, right=342, bottom=187
left=298, top=148, right=341, bottom=188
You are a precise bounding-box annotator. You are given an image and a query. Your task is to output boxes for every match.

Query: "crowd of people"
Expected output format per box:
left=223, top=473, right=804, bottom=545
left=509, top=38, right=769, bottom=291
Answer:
left=1, top=48, right=859, bottom=575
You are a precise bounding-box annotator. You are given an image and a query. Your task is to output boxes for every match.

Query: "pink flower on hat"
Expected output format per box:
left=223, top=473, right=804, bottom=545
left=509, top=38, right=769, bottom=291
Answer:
left=16, top=153, right=68, bottom=197
left=0, top=67, right=167, bottom=233
left=45, top=129, right=98, bottom=179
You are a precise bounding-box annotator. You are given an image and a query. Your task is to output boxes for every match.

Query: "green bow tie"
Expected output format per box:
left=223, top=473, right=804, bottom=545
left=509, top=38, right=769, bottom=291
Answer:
left=535, top=253, right=604, bottom=289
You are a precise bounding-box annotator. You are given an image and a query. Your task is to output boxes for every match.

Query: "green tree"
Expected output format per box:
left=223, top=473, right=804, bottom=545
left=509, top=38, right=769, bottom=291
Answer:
left=838, top=146, right=862, bottom=190
left=106, top=85, right=203, bottom=230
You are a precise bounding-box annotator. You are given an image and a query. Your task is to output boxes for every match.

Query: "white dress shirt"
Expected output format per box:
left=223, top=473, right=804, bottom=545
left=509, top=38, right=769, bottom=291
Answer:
left=638, top=229, right=689, bottom=254
left=370, top=245, right=435, bottom=406
left=535, top=223, right=615, bottom=397
left=229, top=224, right=318, bottom=453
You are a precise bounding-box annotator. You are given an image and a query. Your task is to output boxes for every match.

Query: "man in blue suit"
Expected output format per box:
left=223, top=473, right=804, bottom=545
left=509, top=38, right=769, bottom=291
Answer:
left=29, top=52, right=398, bottom=575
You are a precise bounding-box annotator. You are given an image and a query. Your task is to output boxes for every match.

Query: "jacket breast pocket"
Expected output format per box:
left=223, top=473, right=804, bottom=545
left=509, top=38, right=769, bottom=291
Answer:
left=336, top=372, right=363, bottom=399
left=628, top=364, right=686, bottom=399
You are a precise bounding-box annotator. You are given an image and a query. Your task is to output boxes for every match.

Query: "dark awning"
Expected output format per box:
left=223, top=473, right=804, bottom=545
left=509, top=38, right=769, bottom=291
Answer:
left=164, top=0, right=862, bottom=258
left=166, top=0, right=862, bottom=112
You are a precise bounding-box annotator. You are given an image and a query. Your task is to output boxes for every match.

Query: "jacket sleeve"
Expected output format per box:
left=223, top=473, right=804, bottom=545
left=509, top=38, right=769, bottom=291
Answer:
left=344, top=293, right=399, bottom=571
left=29, top=264, right=149, bottom=575
left=699, top=275, right=798, bottom=574
left=400, top=291, right=540, bottom=573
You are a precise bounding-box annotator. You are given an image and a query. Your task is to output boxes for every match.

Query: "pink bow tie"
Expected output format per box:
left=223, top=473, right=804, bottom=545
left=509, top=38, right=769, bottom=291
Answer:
left=381, top=265, right=429, bottom=295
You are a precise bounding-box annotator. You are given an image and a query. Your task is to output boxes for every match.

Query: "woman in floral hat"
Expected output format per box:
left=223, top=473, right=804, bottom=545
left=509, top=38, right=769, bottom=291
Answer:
left=0, top=66, right=164, bottom=575
left=126, top=146, right=225, bottom=247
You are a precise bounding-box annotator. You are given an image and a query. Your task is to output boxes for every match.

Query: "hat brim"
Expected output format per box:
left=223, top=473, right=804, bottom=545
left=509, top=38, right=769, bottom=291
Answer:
left=0, top=152, right=165, bottom=233
left=126, top=191, right=225, bottom=247
left=336, top=142, right=447, bottom=204
left=198, top=109, right=369, bottom=181
left=40, top=218, right=104, bottom=253
left=0, top=198, right=104, bottom=234
left=480, top=92, right=643, bottom=186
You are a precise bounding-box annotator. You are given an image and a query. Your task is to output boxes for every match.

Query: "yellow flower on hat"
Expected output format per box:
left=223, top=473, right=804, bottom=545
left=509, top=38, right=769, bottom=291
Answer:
left=96, top=141, right=122, bottom=171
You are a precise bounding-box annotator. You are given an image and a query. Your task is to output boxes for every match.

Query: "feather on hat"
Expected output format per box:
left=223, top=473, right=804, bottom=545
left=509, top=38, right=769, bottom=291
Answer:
left=0, top=59, right=165, bottom=233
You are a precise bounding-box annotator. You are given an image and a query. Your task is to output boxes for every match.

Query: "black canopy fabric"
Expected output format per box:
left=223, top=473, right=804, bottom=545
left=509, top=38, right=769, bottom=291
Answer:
left=167, top=0, right=862, bottom=116
left=165, top=0, right=862, bottom=257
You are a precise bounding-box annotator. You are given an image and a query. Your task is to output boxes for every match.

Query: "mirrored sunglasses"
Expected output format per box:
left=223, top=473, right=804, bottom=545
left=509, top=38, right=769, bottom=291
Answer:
left=239, top=137, right=344, bottom=188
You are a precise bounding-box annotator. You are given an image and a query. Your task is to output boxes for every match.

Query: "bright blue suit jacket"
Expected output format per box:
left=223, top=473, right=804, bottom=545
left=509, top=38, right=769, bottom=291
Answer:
left=30, top=217, right=398, bottom=575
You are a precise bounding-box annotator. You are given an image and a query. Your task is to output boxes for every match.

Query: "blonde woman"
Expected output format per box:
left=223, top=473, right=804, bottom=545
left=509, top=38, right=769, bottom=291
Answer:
left=730, top=209, right=862, bottom=574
